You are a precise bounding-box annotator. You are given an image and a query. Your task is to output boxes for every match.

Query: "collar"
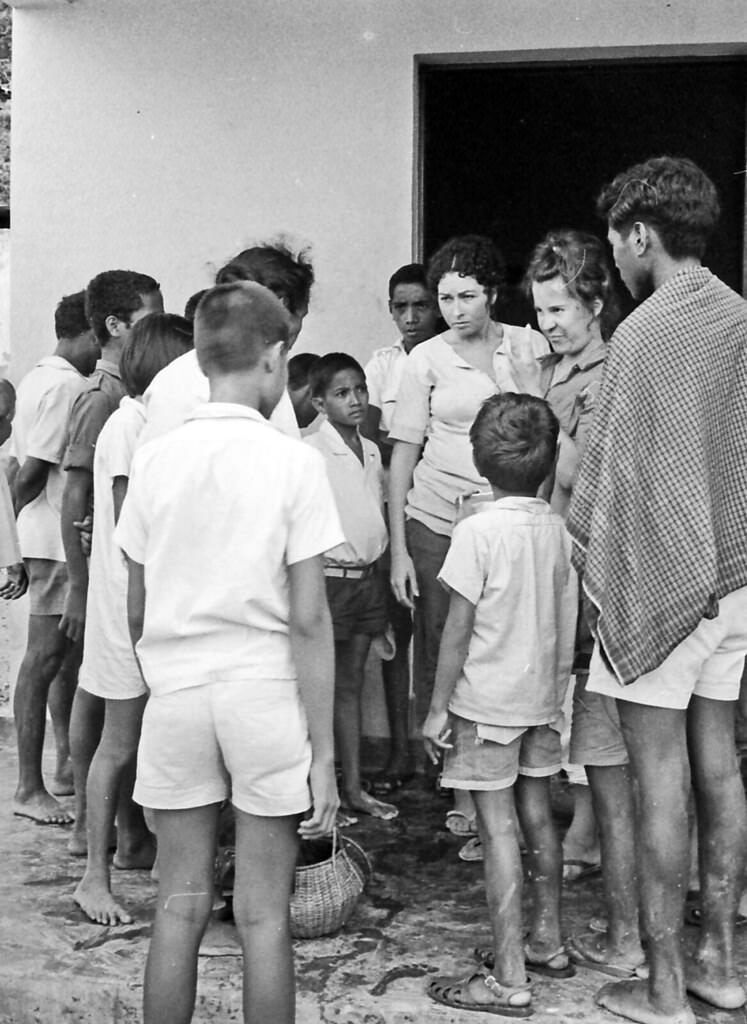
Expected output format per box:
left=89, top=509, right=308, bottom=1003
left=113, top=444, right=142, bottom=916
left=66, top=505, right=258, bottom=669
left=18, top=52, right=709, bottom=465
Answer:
left=187, top=402, right=268, bottom=424
left=482, top=495, right=551, bottom=514
left=38, top=354, right=83, bottom=375
left=539, top=336, right=607, bottom=384
left=318, top=417, right=362, bottom=455
left=95, top=358, right=121, bottom=379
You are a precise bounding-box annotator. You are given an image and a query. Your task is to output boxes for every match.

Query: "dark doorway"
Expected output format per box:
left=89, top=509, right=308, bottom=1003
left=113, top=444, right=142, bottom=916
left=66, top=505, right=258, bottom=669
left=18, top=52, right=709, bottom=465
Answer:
left=419, top=57, right=746, bottom=322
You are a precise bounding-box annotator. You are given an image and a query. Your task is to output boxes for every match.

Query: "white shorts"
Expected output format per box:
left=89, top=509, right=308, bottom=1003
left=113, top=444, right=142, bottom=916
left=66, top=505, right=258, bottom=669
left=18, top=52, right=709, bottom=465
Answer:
left=588, top=586, right=747, bottom=710
left=134, top=678, right=312, bottom=816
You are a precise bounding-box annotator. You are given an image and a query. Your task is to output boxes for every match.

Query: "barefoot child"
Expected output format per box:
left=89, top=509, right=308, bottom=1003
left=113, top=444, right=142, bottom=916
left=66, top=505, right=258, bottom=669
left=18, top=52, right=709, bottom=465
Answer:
left=423, top=392, right=577, bottom=1017
left=72, top=313, right=193, bottom=925
left=115, top=282, right=340, bottom=1024
left=306, top=353, right=397, bottom=821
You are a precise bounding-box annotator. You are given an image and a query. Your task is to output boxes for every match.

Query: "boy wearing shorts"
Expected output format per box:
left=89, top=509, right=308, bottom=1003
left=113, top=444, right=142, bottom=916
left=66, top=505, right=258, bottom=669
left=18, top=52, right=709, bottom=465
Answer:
left=306, top=353, right=397, bottom=821
left=115, top=282, right=340, bottom=1024
left=423, top=392, right=577, bottom=1017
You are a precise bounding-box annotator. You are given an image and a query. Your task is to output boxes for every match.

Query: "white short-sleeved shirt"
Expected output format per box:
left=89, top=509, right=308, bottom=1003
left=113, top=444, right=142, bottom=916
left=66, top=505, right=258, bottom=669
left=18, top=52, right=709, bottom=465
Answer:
left=388, top=327, right=548, bottom=536
left=139, top=348, right=300, bottom=445
left=115, top=403, right=344, bottom=696
left=364, top=339, right=408, bottom=436
left=304, top=419, right=388, bottom=568
left=0, top=471, right=20, bottom=567
left=12, top=355, right=88, bottom=560
left=78, top=397, right=146, bottom=698
left=439, top=496, right=577, bottom=727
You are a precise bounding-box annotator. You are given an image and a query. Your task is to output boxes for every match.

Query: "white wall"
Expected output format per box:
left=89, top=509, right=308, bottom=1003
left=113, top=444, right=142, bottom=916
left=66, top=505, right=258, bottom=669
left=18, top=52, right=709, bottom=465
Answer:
left=7, top=0, right=746, bottom=380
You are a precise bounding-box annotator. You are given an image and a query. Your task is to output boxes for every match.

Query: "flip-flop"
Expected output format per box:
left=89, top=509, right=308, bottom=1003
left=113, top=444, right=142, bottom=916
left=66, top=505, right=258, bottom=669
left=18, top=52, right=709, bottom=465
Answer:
left=683, top=891, right=747, bottom=929
left=445, top=810, right=478, bottom=837
left=475, top=944, right=575, bottom=979
left=563, top=858, right=602, bottom=882
left=458, top=836, right=483, bottom=862
left=567, top=933, right=645, bottom=979
left=427, top=970, right=532, bottom=1017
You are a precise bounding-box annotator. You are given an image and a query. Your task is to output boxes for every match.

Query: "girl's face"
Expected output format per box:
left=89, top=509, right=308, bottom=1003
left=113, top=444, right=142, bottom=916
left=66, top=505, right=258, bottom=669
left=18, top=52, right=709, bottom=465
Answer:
left=531, top=275, right=602, bottom=359
left=437, top=273, right=495, bottom=339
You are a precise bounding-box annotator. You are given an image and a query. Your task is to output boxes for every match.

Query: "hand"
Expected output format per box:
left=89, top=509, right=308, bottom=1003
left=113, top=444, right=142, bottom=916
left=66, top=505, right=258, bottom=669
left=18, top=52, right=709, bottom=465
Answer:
left=74, top=514, right=93, bottom=557
left=0, top=562, right=28, bottom=600
left=390, top=548, right=419, bottom=611
left=422, top=708, right=453, bottom=766
left=298, top=759, right=339, bottom=839
left=59, top=584, right=87, bottom=644
left=507, top=324, right=542, bottom=396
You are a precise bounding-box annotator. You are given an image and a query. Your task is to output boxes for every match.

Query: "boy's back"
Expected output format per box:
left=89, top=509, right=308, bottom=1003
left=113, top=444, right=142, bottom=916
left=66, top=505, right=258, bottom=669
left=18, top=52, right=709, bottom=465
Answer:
left=440, top=496, right=577, bottom=728
left=116, top=402, right=341, bottom=693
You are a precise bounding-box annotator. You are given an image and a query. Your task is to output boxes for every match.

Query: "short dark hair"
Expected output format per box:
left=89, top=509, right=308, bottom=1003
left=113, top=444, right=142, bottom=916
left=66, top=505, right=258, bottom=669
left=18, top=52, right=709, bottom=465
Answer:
left=54, top=291, right=90, bottom=341
left=119, top=313, right=193, bottom=398
left=427, top=235, right=505, bottom=311
left=215, top=239, right=314, bottom=317
left=524, top=229, right=620, bottom=341
left=195, top=282, right=290, bottom=377
left=470, top=392, right=559, bottom=493
left=309, top=352, right=365, bottom=399
left=85, top=270, right=161, bottom=344
left=288, top=352, right=321, bottom=391
left=388, top=263, right=429, bottom=299
left=184, top=289, right=208, bottom=322
left=596, top=156, right=720, bottom=260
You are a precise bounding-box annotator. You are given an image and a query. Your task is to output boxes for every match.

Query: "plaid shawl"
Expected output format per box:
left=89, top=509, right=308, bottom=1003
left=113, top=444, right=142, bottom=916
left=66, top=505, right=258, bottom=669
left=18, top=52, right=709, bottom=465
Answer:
left=567, top=266, right=747, bottom=685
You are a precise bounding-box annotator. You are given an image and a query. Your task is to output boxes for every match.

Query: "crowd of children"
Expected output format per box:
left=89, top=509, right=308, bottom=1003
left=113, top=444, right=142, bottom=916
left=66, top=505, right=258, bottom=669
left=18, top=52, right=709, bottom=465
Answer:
left=2, top=154, right=747, bottom=1024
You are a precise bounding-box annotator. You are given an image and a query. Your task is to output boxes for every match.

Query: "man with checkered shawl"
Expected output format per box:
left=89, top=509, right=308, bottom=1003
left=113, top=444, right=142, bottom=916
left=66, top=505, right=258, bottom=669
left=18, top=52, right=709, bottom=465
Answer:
left=568, top=156, right=747, bottom=1024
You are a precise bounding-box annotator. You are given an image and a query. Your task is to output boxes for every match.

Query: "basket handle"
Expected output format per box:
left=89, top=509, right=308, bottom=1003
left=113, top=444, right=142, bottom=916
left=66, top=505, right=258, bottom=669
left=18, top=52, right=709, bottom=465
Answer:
left=337, top=833, right=372, bottom=882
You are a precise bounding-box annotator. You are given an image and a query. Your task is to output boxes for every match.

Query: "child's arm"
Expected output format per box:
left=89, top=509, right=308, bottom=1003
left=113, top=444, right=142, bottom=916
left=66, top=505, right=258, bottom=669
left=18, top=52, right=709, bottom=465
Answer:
left=288, top=554, right=339, bottom=838
left=422, top=589, right=476, bottom=765
left=125, top=555, right=146, bottom=651
left=60, top=466, right=92, bottom=642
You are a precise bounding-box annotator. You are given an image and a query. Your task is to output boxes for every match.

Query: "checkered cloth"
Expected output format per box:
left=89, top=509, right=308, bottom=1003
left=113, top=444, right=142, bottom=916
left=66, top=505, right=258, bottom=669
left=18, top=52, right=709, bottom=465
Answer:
left=567, top=266, right=747, bottom=685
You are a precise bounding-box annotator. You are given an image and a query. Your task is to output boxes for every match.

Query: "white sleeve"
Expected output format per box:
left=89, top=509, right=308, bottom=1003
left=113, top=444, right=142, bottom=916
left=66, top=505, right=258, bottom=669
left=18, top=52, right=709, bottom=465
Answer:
left=286, top=447, right=345, bottom=565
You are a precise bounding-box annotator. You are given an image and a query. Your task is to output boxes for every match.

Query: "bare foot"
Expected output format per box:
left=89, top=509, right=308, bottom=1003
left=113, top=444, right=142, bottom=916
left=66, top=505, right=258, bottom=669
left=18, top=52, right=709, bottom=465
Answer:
left=562, top=842, right=601, bottom=881
left=12, top=790, right=74, bottom=825
left=73, top=875, right=133, bottom=926
left=67, top=824, right=88, bottom=856
left=569, top=931, right=645, bottom=978
left=342, top=790, right=398, bottom=821
left=49, top=763, right=74, bottom=797
left=595, top=979, right=695, bottom=1024
left=113, top=835, right=156, bottom=871
left=686, top=957, right=746, bottom=1009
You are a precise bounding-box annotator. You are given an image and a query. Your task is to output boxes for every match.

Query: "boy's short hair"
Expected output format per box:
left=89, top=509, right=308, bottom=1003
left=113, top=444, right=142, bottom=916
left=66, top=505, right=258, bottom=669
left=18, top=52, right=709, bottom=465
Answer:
left=119, top=313, right=194, bottom=398
left=183, top=289, right=207, bottom=322
left=388, top=263, right=429, bottom=299
left=86, top=270, right=161, bottom=344
left=308, top=352, right=365, bottom=399
left=214, top=239, right=314, bottom=317
left=596, top=156, right=720, bottom=260
left=288, top=352, right=321, bottom=391
left=470, top=393, right=559, bottom=494
left=194, top=282, right=290, bottom=376
left=54, top=290, right=90, bottom=341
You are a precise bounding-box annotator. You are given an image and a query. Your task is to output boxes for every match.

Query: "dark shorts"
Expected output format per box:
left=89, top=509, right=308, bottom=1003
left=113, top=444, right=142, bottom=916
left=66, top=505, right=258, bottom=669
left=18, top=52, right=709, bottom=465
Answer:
left=568, top=672, right=628, bottom=767
left=325, top=569, right=387, bottom=643
left=24, top=558, right=68, bottom=616
left=441, top=714, right=562, bottom=792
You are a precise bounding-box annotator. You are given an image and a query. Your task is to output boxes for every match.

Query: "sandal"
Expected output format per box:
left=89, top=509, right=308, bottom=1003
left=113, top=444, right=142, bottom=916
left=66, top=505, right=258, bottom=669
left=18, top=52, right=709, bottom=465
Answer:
left=475, top=944, right=576, bottom=979
left=445, top=810, right=478, bottom=837
left=427, top=969, right=532, bottom=1017
left=459, top=836, right=483, bottom=862
left=567, top=933, right=645, bottom=979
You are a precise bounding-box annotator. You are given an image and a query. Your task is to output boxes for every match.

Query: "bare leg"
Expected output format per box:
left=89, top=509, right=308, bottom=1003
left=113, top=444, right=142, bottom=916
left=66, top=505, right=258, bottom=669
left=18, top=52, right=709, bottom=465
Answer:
left=73, top=694, right=153, bottom=925
left=113, top=758, right=155, bottom=869
left=685, top=695, right=747, bottom=1009
left=336, top=635, right=397, bottom=819
left=562, top=783, right=600, bottom=878
left=143, top=804, right=220, bottom=1024
left=233, top=810, right=299, bottom=1024
left=12, top=613, right=72, bottom=823
left=378, top=609, right=412, bottom=778
left=48, top=641, right=82, bottom=795
left=515, top=775, right=564, bottom=960
left=67, top=686, right=106, bottom=854
left=596, top=702, right=694, bottom=1024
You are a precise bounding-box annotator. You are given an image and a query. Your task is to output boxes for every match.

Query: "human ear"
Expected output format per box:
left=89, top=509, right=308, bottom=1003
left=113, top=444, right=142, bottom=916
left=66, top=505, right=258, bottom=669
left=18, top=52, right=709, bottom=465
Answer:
left=104, top=314, right=123, bottom=339
left=591, top=297, right=604, bottom=319
left=311, top=394, right=326, bottom=416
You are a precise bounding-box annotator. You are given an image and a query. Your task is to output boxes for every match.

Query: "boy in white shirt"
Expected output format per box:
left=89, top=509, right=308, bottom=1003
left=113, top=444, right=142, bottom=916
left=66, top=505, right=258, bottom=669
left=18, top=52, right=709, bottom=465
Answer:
left=116, top=282, right=340, bottom=1024
left=306, top=353, right=397, bottom=821
left=423, top=393, right=577, bottom=1017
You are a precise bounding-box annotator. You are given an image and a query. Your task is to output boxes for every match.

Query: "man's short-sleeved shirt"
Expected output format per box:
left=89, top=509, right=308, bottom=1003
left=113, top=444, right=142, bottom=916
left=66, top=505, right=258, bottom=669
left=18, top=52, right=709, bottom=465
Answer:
left=0, top=471, right=20, bottom=567
left=364, top=339, right=408, bottom=437
left=63, top=359, right=126, bottom=473
left=13, top=354, right=88, bottom=559
left=139, top=348, right=300, bottom=445
left=388, top=327, right=548, bottom=536
left=439, top=496, right=577, bottom=727
left=304, top=420, right=388, bottom=568
left=115, top=403, right=344, bottom=695
left=539, top=336, right=607, bottom=458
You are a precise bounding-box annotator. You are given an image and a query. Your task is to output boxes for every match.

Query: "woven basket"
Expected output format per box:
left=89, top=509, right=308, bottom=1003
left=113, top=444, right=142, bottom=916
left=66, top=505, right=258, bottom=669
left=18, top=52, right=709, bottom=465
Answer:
left=290, top=830, right=371, bottom=939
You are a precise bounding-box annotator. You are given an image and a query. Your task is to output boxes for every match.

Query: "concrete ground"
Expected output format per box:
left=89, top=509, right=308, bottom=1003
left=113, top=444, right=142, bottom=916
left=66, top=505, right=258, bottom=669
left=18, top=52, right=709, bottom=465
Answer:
left=0, top=723, right=745, bottom=1024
